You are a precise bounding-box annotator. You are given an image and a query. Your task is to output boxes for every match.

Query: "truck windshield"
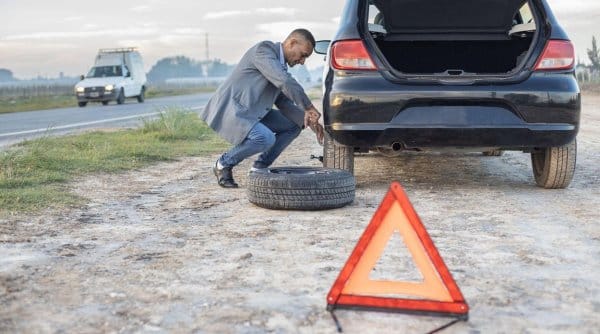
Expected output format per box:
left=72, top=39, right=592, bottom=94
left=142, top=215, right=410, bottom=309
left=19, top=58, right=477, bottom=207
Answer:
left=87, top=66, right=123, bottom=78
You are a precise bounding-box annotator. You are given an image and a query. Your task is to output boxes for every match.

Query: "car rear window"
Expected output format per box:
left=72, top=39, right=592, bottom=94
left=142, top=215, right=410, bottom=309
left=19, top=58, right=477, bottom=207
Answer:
left=367, top=0, right=536, bottom=37
left=369, top=0, right=529, bottom=34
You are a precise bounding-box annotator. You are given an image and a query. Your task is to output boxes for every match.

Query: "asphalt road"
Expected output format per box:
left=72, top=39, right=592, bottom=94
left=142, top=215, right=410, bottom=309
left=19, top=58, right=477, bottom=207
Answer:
left=0, top=93, right=212, bottom=148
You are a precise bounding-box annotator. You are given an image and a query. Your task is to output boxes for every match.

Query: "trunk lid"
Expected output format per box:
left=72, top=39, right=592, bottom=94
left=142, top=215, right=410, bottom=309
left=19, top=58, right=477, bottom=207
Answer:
left=373, top=0, right=528, bottom=35
left=366, top=0, right=548, bottom=83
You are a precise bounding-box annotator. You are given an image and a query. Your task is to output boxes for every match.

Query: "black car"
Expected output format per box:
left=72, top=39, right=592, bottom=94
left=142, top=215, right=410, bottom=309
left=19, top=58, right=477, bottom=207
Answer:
left=315, top=0, right=580, bottom=189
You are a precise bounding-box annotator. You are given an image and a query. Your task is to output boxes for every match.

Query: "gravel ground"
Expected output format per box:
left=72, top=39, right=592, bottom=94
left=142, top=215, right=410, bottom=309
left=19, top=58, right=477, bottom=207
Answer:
left=1, top=94, right=599, bottom=333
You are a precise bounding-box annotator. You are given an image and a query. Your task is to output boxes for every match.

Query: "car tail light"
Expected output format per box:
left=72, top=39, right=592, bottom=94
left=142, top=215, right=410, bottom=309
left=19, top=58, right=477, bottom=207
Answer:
left=534, top=40, right=575, bottom=71
left=331, top=40, right=377, bottom=71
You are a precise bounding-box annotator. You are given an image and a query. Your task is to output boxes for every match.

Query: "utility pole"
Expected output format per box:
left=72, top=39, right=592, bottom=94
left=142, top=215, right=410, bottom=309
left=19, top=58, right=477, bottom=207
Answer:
left=205, top=32, right=209, bottom=61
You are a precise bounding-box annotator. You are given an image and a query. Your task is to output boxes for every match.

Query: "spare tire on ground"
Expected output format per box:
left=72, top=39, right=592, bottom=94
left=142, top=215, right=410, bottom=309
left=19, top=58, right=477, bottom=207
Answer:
left=246, top=167, right=355, bottom=211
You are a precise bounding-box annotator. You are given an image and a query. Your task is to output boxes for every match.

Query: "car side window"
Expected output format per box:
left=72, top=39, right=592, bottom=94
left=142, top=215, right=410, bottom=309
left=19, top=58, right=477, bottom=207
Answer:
left=368, top=5, right=380, bottom=25
left=509, top=3, right=536, bottom=36
left=519, top=3, right=534, bottom=24
left=368, top=4, right=387, bottom=35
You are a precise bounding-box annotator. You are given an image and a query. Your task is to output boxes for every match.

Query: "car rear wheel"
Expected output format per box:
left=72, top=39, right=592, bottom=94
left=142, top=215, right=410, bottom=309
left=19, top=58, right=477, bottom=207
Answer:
left=101, top=101, right=109, bottom=106
left=323, top=132, right=354, bottom=174
left=78, top=102, right=87, bottom=107
left=246, top=167, right=355, bottom=210
left=531, top=139, right=577, bottom=189
left=116, top=88, right=125, bottom=105
left=137, top=87, right=145, bottom=103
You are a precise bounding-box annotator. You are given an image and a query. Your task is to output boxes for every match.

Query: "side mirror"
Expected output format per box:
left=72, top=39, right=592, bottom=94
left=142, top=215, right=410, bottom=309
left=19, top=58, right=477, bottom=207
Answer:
left=314, top=40, right=331, bottom=55
left=79, top=75, right=85, bottom=80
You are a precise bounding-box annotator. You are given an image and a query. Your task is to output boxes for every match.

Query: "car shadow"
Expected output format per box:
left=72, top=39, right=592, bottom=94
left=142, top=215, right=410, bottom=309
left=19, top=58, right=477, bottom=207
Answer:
left=352, top=151, right=536, bottom=191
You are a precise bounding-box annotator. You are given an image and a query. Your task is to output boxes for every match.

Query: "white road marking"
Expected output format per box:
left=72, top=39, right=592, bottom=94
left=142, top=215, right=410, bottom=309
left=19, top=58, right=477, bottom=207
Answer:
left=0, top=112, right=161, bottom=138
left=0, top=105, right=206, bottom=138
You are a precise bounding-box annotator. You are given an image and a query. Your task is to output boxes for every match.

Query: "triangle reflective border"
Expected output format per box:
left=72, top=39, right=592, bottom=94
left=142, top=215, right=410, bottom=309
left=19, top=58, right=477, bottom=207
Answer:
left=327, top=182, right=469, bottom=317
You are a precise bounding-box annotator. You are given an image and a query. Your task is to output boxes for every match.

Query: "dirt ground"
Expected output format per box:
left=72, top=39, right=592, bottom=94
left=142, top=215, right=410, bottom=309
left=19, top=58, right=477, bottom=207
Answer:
left=1, top=94, right=599, bottom=333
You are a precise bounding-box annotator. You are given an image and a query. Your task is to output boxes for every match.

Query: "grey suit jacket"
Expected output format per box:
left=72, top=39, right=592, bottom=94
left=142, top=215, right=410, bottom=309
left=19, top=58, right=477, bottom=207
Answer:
left=200, top=41, right=312, bottom=145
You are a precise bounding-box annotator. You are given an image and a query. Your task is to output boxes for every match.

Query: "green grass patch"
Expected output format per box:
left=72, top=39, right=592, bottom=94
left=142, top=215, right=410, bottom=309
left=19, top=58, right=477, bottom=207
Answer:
left=306, top=87, right=322, bottom=100
left=145, top=86, right=217, bottom=99
left=0, top=109, right=228, bottom=214
left=0, top=95, right=78, bottom=114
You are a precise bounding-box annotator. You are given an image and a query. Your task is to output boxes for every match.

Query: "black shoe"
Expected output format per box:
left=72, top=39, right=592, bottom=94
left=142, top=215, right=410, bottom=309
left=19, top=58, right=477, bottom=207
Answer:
left=213, top=161, right=239, bottom=188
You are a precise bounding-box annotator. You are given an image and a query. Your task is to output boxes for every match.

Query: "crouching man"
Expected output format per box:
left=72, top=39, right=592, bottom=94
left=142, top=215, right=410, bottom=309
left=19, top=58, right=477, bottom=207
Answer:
left=200, top=29, right=324, bottom=188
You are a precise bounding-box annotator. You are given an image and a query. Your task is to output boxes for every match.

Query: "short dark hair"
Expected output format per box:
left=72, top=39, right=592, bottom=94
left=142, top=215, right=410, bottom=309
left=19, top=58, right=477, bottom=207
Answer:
left=290, top=29, right=316, bottom=48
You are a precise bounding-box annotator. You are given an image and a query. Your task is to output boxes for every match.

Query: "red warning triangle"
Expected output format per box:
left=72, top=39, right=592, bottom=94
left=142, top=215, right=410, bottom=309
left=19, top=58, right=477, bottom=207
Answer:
left=327, top=182, right=469, bottom=317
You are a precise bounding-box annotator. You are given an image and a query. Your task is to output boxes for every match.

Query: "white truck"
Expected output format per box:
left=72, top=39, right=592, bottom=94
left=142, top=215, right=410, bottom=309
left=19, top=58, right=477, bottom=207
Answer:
left=74, top=48, right=147, bottom=107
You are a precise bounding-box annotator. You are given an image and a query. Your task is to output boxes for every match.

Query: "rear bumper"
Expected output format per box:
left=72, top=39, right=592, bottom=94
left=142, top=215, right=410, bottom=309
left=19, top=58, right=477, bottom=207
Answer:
left=324, top=71, right=580, bottom=149
left=329, top=125, right=576, bottom=149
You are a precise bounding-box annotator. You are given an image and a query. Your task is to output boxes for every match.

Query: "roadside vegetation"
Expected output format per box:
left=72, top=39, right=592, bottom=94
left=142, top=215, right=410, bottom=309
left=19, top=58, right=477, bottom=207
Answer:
left=0, top=85, right=218, bottom=114
left=144, top=85, right=217, bottom=99
left=0, top=95, right=77, bottom=114
left=0, top=108, right=228, bottom=214
left=306, top=87, right=322, bottom=100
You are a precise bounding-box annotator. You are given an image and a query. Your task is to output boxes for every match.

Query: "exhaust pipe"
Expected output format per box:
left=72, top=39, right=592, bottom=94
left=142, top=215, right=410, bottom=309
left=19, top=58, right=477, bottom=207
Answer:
left=376, top=143, right=404, bottom=157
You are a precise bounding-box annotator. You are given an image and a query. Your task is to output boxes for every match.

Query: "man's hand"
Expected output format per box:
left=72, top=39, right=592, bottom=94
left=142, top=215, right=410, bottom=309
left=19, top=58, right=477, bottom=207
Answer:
left=309, top=123, right=325, bottom=145
left=304, top=105, right=324, bottom=145
left=304, top=105, right=321, bottom=129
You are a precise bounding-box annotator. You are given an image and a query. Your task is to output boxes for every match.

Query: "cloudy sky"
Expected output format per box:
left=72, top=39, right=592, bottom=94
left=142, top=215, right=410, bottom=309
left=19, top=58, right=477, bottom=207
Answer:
left=0, top=0, right=598, bottom=79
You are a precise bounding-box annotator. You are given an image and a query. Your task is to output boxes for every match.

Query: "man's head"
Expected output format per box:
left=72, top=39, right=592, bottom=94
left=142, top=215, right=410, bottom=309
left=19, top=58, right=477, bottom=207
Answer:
left=282, top=29, right=316, bottom=67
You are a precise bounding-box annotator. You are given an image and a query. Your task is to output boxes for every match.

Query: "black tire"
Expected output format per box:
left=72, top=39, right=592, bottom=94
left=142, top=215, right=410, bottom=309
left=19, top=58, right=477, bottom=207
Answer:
left=116, top=88, right=125, bottom=105
left=323, top=132, right=354, bottom=174
left=247, top=167, right=355, bottom=211
left=137, top=87, right=145, bottom=103
left=483, top=150, right=504, bottom=156
left=531, top=139, right=577, bottom=189
left=101, top=101, right=109, bottom=106
left=78, top=102, right=87, bottom=107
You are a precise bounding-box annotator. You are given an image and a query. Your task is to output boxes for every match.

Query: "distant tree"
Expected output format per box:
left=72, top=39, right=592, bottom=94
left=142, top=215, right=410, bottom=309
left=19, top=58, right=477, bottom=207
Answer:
left=147, top=56, right=203, bottom=83
left=147, top=56, right=234, bottom=83
left=0, top=68, right=15, bottom=82
left=587, top=36, right=600, bottom=72
left=201, top=59, right=234, bottom=77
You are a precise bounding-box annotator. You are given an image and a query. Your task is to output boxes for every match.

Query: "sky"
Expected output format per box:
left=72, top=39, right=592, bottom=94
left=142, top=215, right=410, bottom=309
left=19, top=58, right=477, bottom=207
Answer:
left=0, top=0, right=598, bottom=79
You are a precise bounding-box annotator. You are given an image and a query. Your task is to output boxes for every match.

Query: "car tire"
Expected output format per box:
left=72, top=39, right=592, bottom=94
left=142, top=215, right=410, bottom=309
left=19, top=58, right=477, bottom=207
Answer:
left=137, top=87, right=145, bottom=103
left=323, top=132, right=354, bottom=174
left=78, top=102, right=87, bottom=107
left=531, top=139, right=577, bottom=189
left=101, top=101, right=109, bottom=106
left=483, top=150, right=504, bottom=156
left=116, top=88, right=125, bottom=105
left=246, top=167, right=355, bottom=211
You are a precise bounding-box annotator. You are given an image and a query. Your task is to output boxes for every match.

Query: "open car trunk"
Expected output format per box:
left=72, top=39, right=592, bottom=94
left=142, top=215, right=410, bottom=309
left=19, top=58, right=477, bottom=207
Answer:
left=375, top=37, right=533, bottom=74
left=369, top=0, right=539, bottom=75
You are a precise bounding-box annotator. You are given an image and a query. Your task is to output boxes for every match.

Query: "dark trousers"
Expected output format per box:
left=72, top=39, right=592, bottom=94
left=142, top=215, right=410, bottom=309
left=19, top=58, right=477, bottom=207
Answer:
left=220, top=109, right=301, bottom=168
